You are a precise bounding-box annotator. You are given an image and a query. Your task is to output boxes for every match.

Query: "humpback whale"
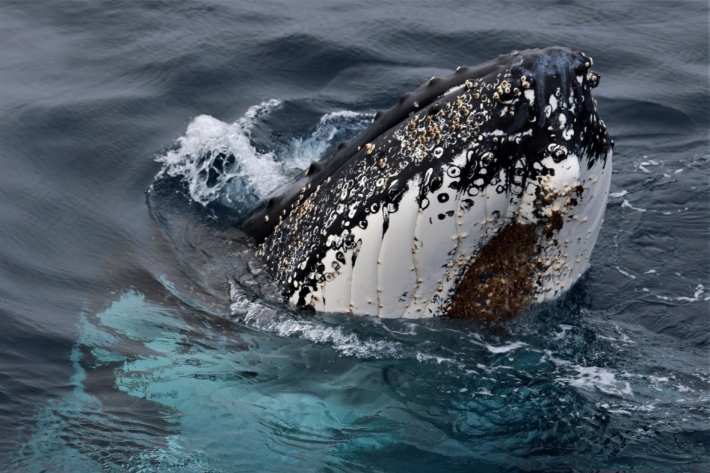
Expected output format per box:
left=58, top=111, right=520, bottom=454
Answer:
left=240, top=47, right=613, bottom=320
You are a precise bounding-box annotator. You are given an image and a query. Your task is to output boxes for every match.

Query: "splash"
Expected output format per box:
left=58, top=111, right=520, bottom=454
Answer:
left=155, top=102, right=373, bottom=210
left=229, top=285, right=403, bottom=359
left=287, top=110, right=374, bottom=170
left=156, top=100, right=284, bottom=206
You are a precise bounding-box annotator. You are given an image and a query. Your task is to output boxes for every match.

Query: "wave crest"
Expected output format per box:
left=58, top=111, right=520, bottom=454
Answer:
left=155, top=101, right=373, bottom=211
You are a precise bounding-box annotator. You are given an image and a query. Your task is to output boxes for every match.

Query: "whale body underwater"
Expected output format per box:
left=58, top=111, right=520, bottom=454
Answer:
left=239, top=46, right=613, bottom=321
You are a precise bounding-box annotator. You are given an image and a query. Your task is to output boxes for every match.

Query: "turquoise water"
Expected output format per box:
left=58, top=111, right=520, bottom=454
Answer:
left=14, top=283, right=709, bottom=471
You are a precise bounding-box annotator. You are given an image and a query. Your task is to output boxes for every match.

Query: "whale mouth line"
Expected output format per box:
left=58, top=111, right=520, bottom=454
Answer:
left=241, top=46, right=613, bottom=320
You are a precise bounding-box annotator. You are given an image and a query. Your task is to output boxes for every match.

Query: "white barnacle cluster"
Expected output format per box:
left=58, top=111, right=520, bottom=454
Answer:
left=531, top=156, right=611, bottom=301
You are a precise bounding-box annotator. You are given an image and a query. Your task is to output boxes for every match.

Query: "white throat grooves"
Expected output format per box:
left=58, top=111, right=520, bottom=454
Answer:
left=375, top=177, right=421, bottom=318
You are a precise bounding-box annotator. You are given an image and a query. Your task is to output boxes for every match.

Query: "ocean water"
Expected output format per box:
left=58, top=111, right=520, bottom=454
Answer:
left=1, top=0, right=708, bottom=471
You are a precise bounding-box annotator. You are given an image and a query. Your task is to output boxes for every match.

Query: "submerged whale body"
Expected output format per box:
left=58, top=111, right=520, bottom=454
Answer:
left=240, top=47, right=613, bottom=320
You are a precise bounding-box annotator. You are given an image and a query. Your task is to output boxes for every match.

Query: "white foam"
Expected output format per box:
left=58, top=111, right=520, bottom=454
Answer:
left=607, top=408, right=632, bottom=415
left=369, top=318, right=418, bottom=336
left=621, top=200, right=647, bottom=212
left=288, top=110, right=373, bottom=170
left=544, top=351, right=634, bottom=396
left=484, top=341, right=527, bottom=354
left=156, top=104, right=374, bottom=208
left=616, top=266, right=636, bottom=279
left=655, top=284, right=708, bottom=302
left=609, top=190, right=628, bottom=198
left=271, top=318, right=403, bottom=358
left=231, top=284, right=404, bottom=359
left=415, top=352, right=457, bottom=364
left=156, top=100, right=285, bottom=205
left=470, top=337, right=528, bottom=354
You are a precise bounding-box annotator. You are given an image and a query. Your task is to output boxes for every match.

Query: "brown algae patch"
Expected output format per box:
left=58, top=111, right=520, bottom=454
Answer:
left=449, top=223, right=540, bottom=322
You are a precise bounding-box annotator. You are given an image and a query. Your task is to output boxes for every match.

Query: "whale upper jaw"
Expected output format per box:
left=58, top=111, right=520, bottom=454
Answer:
left=244, top=47, right=612, bottom=320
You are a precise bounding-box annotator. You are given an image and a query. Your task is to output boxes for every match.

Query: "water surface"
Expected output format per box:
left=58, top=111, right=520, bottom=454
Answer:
left=1, top=0, right=708, bottom=471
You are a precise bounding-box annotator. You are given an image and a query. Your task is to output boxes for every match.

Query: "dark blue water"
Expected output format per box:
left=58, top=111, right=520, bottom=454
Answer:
left=1, top=1, right=708, bottom=471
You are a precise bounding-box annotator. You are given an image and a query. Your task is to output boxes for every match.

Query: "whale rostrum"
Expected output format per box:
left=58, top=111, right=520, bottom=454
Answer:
left=241, top=47, right=613, bottom=320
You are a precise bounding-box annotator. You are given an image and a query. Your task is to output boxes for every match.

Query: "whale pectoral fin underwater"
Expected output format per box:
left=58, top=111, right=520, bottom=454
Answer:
left=239, top=46, right=613, bottom=320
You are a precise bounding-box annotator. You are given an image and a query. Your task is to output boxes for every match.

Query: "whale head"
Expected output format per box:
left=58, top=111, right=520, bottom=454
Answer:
left=242, top=47, right=613, bottom=320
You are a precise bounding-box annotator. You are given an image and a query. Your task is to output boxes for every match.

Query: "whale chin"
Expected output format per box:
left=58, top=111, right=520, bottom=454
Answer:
left=241, top=47, right=613, bottom=320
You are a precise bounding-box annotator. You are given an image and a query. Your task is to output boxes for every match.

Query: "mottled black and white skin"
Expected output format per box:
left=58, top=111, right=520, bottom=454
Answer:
left=240, top=47, right=613, bottom=318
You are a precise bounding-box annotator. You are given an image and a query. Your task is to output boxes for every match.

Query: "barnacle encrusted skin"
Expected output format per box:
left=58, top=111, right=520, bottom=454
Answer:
left=245, top=47, right=612, bottom=319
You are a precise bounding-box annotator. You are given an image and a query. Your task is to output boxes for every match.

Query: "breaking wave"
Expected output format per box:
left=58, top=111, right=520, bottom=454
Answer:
left=155, top=101, right=373, bottom=212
